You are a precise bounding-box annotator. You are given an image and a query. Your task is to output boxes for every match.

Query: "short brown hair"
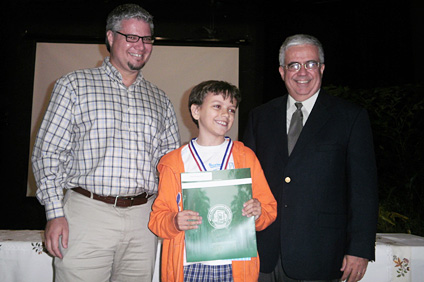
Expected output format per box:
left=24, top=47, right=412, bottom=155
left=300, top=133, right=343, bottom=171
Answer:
left=188, top=80, right=241, bottom=126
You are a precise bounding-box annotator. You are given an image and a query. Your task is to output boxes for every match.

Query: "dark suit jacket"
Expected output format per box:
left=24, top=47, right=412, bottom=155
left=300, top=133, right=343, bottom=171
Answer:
left=243, top=91, right=378, bottom=280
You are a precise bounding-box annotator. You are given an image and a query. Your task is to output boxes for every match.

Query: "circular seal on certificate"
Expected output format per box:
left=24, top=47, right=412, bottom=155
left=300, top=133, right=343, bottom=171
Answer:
left=208, top=204, right=233, bottom=229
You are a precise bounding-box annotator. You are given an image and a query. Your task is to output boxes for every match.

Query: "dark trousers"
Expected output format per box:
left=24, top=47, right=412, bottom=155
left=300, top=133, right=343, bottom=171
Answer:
left=258, top=257, right=339, bottom=282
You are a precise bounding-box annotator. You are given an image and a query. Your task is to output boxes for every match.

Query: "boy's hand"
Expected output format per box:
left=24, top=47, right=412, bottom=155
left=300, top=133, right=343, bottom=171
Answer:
left=175, top=210, right=202, bottom=231
left=242, top=198, right=262, bottom=220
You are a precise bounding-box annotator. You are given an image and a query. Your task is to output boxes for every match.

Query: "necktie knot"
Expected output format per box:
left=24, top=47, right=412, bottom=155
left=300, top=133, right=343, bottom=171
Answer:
left=295, top=102, right=303, bottom=110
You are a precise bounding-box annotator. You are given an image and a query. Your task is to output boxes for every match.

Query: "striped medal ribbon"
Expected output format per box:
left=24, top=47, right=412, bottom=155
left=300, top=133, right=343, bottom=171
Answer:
left=188, top=137, right=233, bottom=171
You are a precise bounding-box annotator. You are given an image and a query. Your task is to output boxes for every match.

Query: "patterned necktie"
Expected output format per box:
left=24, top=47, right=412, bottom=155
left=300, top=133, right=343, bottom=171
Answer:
left=287, top=102, right=303, bottom=155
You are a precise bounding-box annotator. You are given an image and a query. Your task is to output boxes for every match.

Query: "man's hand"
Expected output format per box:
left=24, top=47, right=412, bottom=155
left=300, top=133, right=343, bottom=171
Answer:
left=340, top=255, right=368, bottom=282
left=44, top=217, right=69, bottom=258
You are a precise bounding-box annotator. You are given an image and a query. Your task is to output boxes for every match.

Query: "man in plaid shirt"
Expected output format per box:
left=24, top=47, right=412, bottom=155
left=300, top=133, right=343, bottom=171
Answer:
left=32, top=4, right=180, bottom=281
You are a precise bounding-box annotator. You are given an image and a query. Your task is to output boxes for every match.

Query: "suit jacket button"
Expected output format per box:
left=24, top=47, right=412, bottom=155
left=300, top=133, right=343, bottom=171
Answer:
left=285, top=177, right=291, bottom=183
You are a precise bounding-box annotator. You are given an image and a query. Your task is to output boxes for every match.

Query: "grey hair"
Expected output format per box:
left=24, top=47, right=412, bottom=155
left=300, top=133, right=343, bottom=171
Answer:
left=105, top=4, right=154, bottom=51
left=278, top=34, right=325, bottom=66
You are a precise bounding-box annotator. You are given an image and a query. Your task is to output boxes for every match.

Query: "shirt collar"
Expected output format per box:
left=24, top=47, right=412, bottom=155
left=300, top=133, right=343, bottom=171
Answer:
left=102, top=57, right=145, bottom=85
left=287, top=89, right=320, bottom=114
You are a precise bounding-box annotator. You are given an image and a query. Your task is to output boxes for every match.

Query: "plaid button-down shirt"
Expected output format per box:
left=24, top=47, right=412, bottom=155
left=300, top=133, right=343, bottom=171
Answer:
left=32, top=57, right=180, bottom=220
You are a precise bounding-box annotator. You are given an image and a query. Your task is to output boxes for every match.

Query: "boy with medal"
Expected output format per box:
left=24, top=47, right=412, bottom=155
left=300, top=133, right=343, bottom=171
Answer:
left=149, top=80, right=277, bottom=282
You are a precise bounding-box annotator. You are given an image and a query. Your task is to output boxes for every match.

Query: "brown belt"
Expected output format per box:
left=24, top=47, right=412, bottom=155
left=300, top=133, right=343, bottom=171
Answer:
left=71, top=187, right=154, bottom=207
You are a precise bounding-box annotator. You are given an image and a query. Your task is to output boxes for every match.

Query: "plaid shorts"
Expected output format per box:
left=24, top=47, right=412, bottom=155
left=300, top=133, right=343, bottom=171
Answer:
left=184, top=263, right=233, bottom=282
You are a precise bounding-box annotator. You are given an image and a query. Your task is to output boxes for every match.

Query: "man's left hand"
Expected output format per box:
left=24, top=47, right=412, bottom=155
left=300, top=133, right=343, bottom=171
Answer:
left=340, top=255, right=368, bottom=282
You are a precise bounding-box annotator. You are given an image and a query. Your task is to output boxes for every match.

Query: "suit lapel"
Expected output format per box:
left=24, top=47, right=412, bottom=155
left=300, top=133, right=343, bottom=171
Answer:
left=276, top=95, right=290, bottom=160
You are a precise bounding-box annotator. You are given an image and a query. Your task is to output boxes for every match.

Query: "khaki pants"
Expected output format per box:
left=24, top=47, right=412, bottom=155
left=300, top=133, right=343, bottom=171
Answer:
left=55, top=189, right=157, bottom=282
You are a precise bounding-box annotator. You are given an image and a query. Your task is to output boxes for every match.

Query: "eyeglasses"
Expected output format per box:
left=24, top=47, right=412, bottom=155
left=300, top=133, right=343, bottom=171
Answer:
left=284, top=60, right=321, bottom=72
left=115, top=31, right=155, bottom=44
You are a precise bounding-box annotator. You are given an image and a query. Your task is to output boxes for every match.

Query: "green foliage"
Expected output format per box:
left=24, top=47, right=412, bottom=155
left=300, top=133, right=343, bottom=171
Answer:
left=324, top=84, right=424, bottom=236
left=378, top=203, right=410, bottom=234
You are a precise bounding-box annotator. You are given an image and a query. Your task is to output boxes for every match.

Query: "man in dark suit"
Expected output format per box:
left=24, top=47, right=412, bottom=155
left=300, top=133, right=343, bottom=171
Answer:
left=243, top=34, right=378, bottom=282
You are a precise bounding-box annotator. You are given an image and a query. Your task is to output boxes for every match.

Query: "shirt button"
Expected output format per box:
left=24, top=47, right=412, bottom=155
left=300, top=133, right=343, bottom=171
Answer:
left=285, top=177, right=291, bottom=183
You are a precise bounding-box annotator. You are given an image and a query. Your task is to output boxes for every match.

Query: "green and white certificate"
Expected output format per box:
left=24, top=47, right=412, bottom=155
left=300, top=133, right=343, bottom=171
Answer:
left=181, top=168, right=257, bottom=262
